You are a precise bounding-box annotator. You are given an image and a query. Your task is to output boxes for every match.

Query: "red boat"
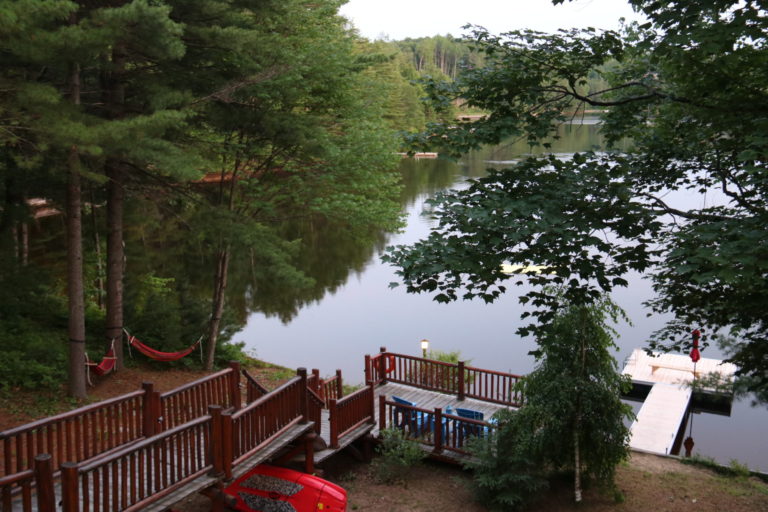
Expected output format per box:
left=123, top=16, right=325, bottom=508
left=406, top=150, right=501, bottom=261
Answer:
left=223, top=465, right=347, bottom=512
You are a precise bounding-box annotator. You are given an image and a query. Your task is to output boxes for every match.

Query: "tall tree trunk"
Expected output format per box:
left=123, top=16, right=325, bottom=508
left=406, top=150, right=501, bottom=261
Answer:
left=104, top=41, right=127, bottom=369
left=205, top=247, right=230, bottom=370
left=574, top=316, right=588, bottom=503
left=105, top=162, right=125, bottom=369
left=20, top=221, right=28, bottom=266
left=66, top=48, right=87, bottom=398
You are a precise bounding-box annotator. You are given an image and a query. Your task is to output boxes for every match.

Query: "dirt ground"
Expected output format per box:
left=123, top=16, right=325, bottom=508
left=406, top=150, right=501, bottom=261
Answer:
left=3, top=366, right=767, bottom=512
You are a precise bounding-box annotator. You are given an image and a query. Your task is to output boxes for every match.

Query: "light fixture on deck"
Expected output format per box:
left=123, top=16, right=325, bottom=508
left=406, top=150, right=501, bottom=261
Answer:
left=420, top=339, right=429, bottom=358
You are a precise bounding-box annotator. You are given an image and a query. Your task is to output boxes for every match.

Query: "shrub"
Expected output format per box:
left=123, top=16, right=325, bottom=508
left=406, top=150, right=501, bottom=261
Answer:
left=372, top=428, right=426, bottom=484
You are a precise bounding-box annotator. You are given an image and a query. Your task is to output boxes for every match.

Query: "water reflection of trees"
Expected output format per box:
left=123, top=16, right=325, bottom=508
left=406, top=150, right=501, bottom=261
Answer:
left=126, top=121, right=621, bottom=339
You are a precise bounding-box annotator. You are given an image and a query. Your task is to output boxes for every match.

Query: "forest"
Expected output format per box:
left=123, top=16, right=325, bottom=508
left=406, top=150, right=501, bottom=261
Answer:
left=3, top=0, right=766, bottom=412
left=0, top=0, right=559, bottom=400
left=0, top=1, right=473, bottom=398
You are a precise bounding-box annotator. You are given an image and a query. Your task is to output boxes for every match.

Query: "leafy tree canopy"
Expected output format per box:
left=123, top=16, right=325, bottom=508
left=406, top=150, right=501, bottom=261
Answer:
left=385, top=0, right=768, bottom=395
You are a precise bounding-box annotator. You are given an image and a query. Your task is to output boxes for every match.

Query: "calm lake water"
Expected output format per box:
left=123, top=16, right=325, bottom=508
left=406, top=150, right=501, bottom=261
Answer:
left=236, top=121, right=768, bottom=472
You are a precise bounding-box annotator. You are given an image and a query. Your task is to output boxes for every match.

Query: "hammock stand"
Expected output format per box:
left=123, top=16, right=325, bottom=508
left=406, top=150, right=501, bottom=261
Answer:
left=85, top=339, right=117, bottom=386
left=124, top=329, right=203, bottom=363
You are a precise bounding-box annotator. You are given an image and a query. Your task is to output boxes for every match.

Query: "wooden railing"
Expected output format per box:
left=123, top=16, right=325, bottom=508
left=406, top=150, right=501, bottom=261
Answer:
left=223, top=370, right=307, bottom=479
left=60, top=414, right=215, bottom=512
left=159, top=362, right=241, bottom=430
left=377, top=396, right=496, bottom=455
left=308, top=369, right=343, bottom=406
left=243, top=370, right=269, bottom=403
left=306, top=389, right=324, bottom=436
left=321, top=370, right=343, bottom=404
left=366, top=349, right=524, bottom=407
left=0, top=467, right=34, bottom=512
left=328, top=384, right=375, bottom=449
left=1, top=388, right=149, bottom=479
left=0, top=363, right=336, bottom=511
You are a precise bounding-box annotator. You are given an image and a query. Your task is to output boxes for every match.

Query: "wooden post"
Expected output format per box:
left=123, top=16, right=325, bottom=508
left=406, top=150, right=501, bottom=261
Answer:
left=329, top=399, right=339, bottom=449
left=34, top=454, right=55, bottom=512
left=142, top=382, right=157, bottom=436
left=335, top=369, right=343, bottom=398
left=208, top=405, right=223, bottom=477
left=378, top=395, right=387, bottom=433
left=60, top=462, right=79, bottom=512
left=303, top=432, right=317, bottom=474
left=457, top=361, right=466, bottom=401
left=379, top=347, right=387, bottom=384
left=221, top=411, right=234, bottom=481
left=433, top=408, right=443, bottom=454
left=228, top=361, right=242, bottom=411
left=368, top=382, right=376, bottom=424
left=364, top=354, right=372, bottom=384
left=311, top=369, right=320, bottom=392
left=298, top=368, right=309, bottom=424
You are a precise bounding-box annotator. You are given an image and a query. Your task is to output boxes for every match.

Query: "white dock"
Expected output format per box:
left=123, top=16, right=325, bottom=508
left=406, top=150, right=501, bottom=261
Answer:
left=622, top=349, right=736, bottom=455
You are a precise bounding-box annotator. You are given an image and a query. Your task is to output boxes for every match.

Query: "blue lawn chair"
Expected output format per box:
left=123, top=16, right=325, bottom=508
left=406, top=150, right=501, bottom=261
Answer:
left=392, top=396, right=432, bottom=436
left=455, top=407, right=487, bottom=441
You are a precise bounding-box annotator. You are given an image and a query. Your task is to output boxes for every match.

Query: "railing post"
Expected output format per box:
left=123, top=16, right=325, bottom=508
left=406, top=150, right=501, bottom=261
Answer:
left=34, top=454, right=55, bottom=512
left=221, top=410, right=234, bottom=481
left=311, top=369, right=320, bottom=392
left=433, top=408, right=443, bottom=454
left=368, top=382, right=376, bottom=424
left=142, top=382, right=157, bottom=436
left=364, top=354, right=372, bottom=384
left=335, top=369, right=343, bottom=398
left=379, top=347, right=387, bottom=384
left=298, top=368, right=309, bottom=424
left=303, top=432, right=317, bottom=474
left=329, top=399, right=339, bottom=449
left=378, top=395, right=386, bottom=433
left=228, top=361, right=242, bottom=411
left=457, top=361, right=465, bottom=401
left=208, top=405, right=224, bottom=477
left=60, top=462, right=79, bottom=512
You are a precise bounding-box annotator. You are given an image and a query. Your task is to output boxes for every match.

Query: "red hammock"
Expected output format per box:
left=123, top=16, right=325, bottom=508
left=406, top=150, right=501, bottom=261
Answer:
left=85, top=340, right=117, bottom=385
left=125, top=331, right=202, bottom=362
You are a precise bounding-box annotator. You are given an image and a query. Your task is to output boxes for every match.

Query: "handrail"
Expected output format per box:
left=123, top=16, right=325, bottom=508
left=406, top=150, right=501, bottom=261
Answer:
left=61, top=415, right=214, bottom=512
left=0, top=390, right=144, bottom=438
left=369, top=350, right=523, bottom=406
left=321, top=370, right=343, bottom=403
left=1, top=389, right=148, bottom=478
left=160, top=363, right=240, bottom=430
left=243, top=369, right=269, bottom=402
left=159, top=368, right=231, bottom=400
left=306, top=388, right=324, bottom=435
left=378, top=396, right=496, bottom=455
left=227, top=376, right=305, bottom=475
left=328, top=384, right=374, bottom=449
left=0, top=468, right=34, bottom=512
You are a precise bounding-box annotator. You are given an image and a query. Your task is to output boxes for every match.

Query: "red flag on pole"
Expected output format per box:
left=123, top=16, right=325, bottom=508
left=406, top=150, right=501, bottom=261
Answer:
left=690, top=329, right=701, bottom=363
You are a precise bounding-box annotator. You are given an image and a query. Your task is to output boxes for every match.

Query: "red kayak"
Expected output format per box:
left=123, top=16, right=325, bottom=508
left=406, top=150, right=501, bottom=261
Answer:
left=223, top=465, right=347, bottom=512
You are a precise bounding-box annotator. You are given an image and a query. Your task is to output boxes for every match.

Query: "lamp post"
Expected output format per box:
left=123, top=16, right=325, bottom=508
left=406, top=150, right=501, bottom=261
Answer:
left=420, top=339, right=429, bottom=359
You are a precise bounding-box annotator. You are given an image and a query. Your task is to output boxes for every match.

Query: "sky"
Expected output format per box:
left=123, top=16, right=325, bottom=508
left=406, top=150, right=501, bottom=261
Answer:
left=339, top=0, right=644, bottom=41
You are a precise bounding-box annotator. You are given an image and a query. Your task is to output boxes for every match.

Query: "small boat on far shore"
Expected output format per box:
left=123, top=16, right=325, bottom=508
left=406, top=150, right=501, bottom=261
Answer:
left=396, top=152, right=439, bottom=159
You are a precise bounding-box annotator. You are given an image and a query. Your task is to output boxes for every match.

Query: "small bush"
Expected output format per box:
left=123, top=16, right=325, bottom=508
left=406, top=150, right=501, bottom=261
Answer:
left=372, top=428, right=425, bottom=484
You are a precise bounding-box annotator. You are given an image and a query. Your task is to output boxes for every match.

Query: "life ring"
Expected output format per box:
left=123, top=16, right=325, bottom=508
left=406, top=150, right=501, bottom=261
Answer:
left=384, top=354, right=396, bottom=374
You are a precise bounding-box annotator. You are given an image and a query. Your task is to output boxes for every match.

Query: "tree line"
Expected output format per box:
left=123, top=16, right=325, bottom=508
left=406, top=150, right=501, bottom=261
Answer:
left=0, top=0, right=427, bottom=398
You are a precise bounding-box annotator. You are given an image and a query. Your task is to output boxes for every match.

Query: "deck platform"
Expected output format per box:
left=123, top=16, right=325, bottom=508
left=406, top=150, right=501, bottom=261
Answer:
left=622, top=349, right=736, bottom=455
left=371, top=382, right=511, bottom=438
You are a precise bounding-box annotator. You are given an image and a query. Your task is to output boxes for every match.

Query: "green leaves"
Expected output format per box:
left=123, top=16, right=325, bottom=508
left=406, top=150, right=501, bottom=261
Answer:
left=387, top=0, right=768, bottom=397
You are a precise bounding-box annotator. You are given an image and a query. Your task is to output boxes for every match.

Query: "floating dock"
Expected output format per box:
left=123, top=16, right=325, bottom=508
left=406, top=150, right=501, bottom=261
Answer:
left=622, top=349, right=737, bottom=455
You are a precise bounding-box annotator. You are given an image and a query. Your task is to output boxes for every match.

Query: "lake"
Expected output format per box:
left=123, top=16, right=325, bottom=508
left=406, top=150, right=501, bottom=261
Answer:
left=236, top=121, right=768, bottom=472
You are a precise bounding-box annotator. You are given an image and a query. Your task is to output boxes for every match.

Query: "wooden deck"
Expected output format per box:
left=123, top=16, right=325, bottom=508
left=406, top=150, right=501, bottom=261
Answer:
left=371, top=382, right=511, bottom=437
left=623, top=349, right=736, bottom=456
left=2, top=351, right=524, bottom=510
